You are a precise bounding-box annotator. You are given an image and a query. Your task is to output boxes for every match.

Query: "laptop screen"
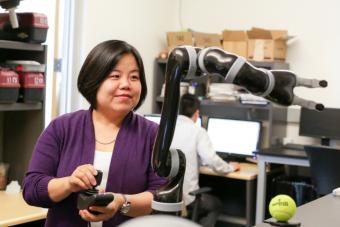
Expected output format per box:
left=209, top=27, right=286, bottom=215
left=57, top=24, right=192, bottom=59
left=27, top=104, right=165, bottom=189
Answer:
left=144, top=114, right=202, bottom=127
left=207, top=117, right=261, bottom=157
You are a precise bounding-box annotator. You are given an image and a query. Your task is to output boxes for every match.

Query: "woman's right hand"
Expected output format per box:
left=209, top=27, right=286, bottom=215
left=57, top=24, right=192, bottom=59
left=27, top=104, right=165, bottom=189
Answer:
left=67, top=164, right=98, bottom=193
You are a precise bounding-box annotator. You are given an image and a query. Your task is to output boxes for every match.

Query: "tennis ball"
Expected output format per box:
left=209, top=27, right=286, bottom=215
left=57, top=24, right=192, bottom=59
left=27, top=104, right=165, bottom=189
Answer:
left=269, top=194, right=296, bottom=222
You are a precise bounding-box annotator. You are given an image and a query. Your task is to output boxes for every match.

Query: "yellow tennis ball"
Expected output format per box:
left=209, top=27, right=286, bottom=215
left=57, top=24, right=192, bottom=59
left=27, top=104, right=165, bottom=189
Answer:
left=269, top=194, right=296, bottom=222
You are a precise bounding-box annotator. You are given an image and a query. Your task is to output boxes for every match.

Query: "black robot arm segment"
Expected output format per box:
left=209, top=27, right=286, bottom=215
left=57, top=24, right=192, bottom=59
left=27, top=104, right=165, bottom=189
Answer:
left=198, top=47, right=327, bottom=110
left=152, top=46, right=198, bottom=177
left=151, top=46, right=198, bottom=214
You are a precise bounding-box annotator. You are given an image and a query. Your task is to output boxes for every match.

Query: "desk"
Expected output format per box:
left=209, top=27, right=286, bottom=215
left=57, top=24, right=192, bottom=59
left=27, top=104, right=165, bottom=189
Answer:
left=0, top=191, right=47, bottom=227
left=255, top=147, right=310, bottom=224
left=200, top=162, right=258, bottom=227
left=253, top=194, right=340, bottom=227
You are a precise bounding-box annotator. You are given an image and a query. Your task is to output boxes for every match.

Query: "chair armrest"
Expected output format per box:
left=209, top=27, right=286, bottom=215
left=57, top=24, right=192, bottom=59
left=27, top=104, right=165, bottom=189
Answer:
left=189, top=187, right=212, bottom=196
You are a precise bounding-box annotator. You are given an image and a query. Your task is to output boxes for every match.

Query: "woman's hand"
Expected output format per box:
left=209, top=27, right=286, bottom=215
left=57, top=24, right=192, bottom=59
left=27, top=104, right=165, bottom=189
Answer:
left=79, top=193, right=125, bottom=222
left=47, top=164, right=97, bottom=202
left=68, top=164, right=98, bottom=193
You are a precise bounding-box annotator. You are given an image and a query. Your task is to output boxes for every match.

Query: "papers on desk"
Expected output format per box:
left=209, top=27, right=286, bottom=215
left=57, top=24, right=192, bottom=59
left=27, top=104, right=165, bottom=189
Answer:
left=239, top=93, right=269, bottom=105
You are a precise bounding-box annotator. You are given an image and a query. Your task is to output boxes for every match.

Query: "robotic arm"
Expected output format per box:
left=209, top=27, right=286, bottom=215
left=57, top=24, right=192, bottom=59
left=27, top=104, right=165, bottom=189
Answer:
left=151, top=46, right=327, bottom=214
left=151, top=46, right=198, bottom=215
left=197, top=47, right=327, bottom=110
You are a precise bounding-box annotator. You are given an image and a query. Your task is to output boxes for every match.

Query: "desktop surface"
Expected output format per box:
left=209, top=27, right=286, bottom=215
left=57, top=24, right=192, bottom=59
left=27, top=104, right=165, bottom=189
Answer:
left=282, top=143, right=305, bottom=151
left=0, top=191, right=47, bottom=226
left=254, top=194, right=340, bottom=227
left=200, top=162, right=259, bottom=181
left=256, top=146, right=307, bottom=159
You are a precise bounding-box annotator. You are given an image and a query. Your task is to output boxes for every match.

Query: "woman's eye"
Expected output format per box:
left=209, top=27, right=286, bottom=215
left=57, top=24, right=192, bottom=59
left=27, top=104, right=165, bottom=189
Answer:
left=131, top=75, right=140, bottom=80
left=110, top=74, right=120, bottom=79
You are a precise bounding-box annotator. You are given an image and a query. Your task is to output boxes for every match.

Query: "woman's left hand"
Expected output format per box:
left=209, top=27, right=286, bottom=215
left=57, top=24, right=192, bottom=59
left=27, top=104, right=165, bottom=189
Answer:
left=79, top=193, right=124, bottom=222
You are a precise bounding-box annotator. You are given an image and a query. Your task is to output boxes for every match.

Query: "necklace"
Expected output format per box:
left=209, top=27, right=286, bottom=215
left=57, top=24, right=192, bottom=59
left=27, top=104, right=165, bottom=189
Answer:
left=95, top=138, right=116, bottom=145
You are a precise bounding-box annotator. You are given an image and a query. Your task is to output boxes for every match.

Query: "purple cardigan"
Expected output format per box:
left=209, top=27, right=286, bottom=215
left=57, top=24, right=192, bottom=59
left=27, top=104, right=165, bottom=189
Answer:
left=23, top=109, right=166, bottom=227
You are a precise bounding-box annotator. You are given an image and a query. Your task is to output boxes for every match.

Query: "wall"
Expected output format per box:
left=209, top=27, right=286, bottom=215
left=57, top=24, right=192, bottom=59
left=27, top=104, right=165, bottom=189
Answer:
left=69, top=0, right=178, bottom=114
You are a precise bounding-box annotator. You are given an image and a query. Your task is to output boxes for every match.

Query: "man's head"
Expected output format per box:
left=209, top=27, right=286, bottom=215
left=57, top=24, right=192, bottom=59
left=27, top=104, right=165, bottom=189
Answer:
left=179, top=94, right=200, bottom=121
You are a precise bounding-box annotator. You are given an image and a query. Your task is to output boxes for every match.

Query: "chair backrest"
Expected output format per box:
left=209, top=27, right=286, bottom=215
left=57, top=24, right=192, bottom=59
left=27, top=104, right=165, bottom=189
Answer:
left=304, top=145, right=340, bottom=196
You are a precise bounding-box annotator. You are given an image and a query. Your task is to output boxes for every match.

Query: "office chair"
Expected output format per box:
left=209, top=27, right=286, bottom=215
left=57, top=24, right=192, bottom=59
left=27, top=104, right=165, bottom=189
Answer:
left=304, top=145, right=340, bottom=196
left=188, top=187, right=212, bottom=222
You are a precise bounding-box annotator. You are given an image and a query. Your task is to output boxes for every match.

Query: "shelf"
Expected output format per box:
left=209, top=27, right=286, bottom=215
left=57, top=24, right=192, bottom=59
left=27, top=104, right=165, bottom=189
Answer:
left=200, top=99, right=271, bottom=109
left=0, top=39, right=46, bottom=185
left=156, top=96, right=271, bottom=108
left=0, top=102, right=42, bottom=111
left=0, top=40, right=45, bottom=51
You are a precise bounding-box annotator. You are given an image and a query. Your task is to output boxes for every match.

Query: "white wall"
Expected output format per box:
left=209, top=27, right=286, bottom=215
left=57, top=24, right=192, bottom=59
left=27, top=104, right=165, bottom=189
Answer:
left=70, top=0, right=340, bottom=115
left=69, top=0, right=178, bottom=114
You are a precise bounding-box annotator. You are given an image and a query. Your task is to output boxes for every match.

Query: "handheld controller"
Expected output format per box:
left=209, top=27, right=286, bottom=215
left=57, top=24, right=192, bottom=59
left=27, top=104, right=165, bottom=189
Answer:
left=77, top=170, right=114, bottom=214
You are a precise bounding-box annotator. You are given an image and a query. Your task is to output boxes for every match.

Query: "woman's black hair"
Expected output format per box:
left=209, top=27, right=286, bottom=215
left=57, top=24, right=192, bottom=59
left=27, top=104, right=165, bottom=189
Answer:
left=77, top=40, right=147, bottom=110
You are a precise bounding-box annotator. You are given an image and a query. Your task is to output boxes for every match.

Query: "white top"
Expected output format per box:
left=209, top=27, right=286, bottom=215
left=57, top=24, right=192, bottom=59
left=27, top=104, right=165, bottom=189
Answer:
left=91, top=150, right=113, bottom=227
left=170, top=115, right=235, bottom=205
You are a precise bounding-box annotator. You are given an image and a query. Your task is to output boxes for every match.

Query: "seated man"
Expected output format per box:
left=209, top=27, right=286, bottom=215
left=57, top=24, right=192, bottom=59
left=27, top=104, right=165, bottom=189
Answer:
left=171, top=94, right=240, bottom=227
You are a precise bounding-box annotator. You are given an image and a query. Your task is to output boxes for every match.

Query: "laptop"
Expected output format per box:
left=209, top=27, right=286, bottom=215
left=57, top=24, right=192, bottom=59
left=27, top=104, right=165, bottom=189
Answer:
left=206, top=117, right=261, bottom=161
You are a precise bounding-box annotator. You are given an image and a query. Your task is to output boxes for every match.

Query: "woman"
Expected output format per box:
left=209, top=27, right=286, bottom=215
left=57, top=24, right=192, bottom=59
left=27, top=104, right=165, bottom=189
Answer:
left=23, top=40, right=166, bottom=227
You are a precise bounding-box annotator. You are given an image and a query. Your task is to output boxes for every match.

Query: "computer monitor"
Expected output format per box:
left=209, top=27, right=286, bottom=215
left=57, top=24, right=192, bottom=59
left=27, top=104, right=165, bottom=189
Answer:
left=299, top=107, right=340, bottom=146
left=207, top=117, right=261, bottom=159
left=144, top=114, right=202, bottom=127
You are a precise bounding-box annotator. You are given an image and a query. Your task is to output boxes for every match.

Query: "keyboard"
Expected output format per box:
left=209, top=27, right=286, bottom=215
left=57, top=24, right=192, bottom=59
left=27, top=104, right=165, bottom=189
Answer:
left=216, top=152, right=247, bottom=162
left=282, top=143, right=305, bottom=151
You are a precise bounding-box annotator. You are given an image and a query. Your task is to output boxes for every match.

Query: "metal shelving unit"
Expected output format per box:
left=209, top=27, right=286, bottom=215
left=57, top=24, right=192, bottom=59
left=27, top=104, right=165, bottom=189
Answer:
left=0, top=40, right=45, bottom=51
left=0, top=40, right=47, bottom=184
left=0, top=102, right=42, bottom=111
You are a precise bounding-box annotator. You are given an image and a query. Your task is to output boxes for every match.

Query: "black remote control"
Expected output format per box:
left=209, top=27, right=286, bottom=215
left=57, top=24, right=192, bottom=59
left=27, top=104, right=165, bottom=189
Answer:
left=77, top=170, right=114, bottom=214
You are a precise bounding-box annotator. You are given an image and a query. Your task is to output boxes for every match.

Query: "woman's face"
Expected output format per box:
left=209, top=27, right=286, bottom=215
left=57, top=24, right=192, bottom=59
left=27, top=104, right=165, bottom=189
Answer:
left=96, top=53, right=142, bottom=115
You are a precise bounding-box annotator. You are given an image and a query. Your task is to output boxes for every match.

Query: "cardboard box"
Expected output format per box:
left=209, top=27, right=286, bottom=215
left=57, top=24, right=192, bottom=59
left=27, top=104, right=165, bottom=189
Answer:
left=192, top=32, right=222, bottom=48
left=166, top=32, right=193, bottom=51
left=247, top=28, right=288, bottom=61
left=222, top=30, right=248, bottom=57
